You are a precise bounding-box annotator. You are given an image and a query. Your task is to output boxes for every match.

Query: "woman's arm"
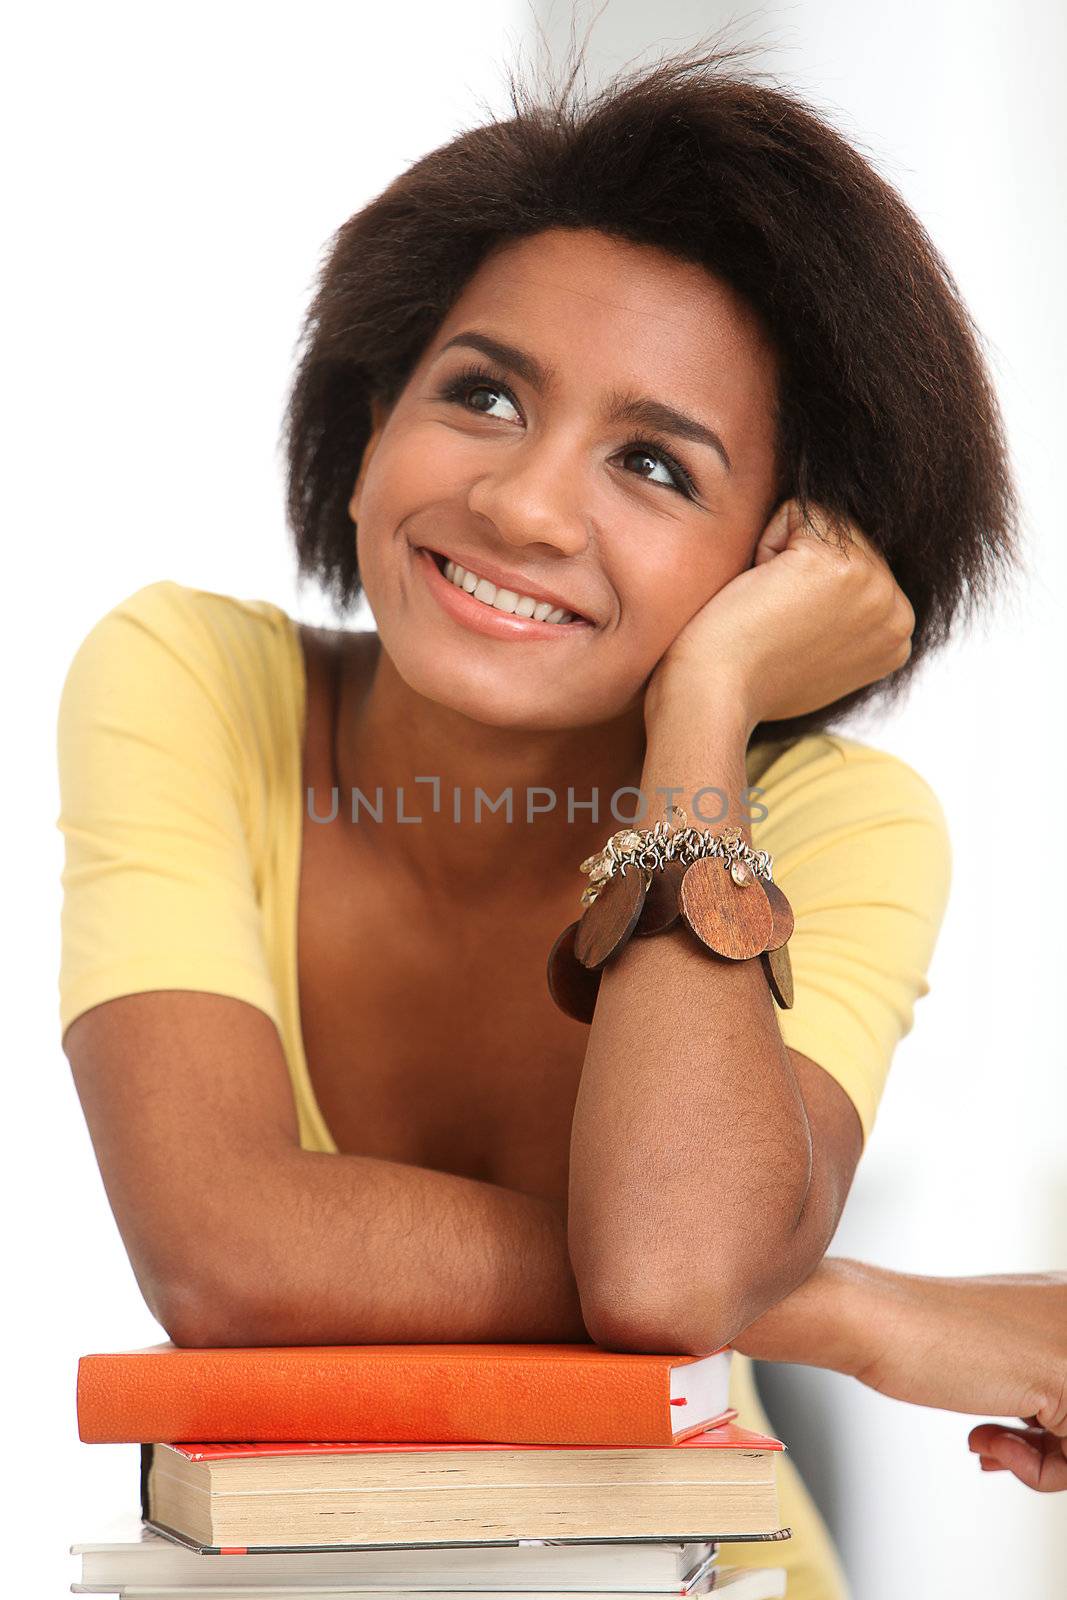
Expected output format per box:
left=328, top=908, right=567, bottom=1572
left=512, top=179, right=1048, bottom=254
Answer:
left=64, top=990, right=591, bottom=1349
left=566, top=504, right=917, bottom=1349
left=568, top=702, right=860, bottom=1351
left=69, top=990, right=1066, bottom=1493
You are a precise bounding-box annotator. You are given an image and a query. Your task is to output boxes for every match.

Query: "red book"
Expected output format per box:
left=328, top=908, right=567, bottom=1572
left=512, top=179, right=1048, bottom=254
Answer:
left=168, top=1425, right=782, bottom=1462
left=77, top=1341, right=733, bottom=1446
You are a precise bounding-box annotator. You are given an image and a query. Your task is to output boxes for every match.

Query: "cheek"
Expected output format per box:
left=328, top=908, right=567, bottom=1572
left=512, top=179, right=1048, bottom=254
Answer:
left=358, top=419, right=468, bottom=529
left=353, top=433, right=428, bottom=587
left=613, top=541, right=741, bottom=649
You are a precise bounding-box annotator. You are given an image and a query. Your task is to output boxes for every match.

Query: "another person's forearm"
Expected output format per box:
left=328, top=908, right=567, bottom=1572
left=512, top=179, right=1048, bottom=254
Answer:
left=734, top=1258, right=1067, bottom=1436
left=728, top=1256, right=884, bottom=1371
left=177, top=1150, right=590, bottom=1348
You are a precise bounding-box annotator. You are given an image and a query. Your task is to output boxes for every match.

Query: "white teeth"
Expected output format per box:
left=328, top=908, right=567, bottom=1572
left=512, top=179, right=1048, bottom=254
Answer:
left=438, top=555, right=578, bottom=624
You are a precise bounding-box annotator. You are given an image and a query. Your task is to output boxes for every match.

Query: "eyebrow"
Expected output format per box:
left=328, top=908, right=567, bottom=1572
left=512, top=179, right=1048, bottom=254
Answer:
left=436, top=330, right=732, bottom=474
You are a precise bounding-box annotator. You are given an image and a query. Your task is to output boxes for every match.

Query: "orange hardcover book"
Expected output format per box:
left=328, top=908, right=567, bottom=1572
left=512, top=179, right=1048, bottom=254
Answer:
left=77, top=1341, right=733, bottom=1446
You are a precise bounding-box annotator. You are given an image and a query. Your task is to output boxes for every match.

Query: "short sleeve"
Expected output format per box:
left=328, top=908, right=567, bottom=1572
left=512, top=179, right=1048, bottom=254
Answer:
left=56, top=581, right=283, bottom=1044
left=755, top=736, right=953, bottom=1147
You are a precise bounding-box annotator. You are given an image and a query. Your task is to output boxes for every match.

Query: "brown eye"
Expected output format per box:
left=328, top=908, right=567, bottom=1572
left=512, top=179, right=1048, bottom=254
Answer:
left=618, top=445, right=696, bottom=498
left=467, top=384, right=511, bottom=415
left=438, top=366, right=523, bottom=424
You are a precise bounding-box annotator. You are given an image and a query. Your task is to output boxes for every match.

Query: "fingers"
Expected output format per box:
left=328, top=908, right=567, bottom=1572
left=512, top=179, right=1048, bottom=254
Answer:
left=797, top=501, right=867, bottom=554
left=969, top=1422, right=1042, bottom=1452
left=759, top=497, right=882, bottom=566
left=753, top=499, right=797, bottom=563
left=968, top=1423, right=1067, bottom=1493
left=778, top=499, right=885, bottom=569
left=990, top=1435, right=1067, bottom=1492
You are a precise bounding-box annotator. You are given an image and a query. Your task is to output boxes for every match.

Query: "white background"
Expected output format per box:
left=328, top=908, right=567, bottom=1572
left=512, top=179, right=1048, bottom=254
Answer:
left=5, top=2, right=1065, bottom=1596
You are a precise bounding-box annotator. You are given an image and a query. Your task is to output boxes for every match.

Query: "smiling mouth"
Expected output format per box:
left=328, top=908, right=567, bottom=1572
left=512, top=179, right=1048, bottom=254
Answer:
left=420, top=547, right=593, bottom=626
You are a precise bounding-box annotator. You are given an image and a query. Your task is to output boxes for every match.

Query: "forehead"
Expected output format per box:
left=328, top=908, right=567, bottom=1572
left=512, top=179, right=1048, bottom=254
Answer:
left=431, top=227, right=779, bottom=408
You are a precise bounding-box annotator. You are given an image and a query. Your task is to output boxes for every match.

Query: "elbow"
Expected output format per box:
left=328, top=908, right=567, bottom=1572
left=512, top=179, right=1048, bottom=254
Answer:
left=151, top=1265, right=272, bottom=1350
left=571, top=1185, right=819, bottom=1357
left=159, top=1300, right=223, bottom=1350
left=154, top=1283, right=240, bottom=1349
left=574, top=1237, right=814, bottom=1356
left=577, top=1275, right=746, bottom=1358
left=152, top=1278, right=217, bottom=1349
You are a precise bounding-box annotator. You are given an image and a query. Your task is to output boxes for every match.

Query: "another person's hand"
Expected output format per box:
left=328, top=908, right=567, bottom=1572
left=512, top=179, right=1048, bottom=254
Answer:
left=842, top=1265, right=1067, bottom=1493
left=967, top=1419, right=1067, bottom=1492
left=646, top=499, right=915, bottom=730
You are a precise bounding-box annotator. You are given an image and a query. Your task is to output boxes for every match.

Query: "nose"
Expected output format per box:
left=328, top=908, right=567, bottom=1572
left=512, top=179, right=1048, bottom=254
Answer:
left=465, top=433, right=591, bottom=558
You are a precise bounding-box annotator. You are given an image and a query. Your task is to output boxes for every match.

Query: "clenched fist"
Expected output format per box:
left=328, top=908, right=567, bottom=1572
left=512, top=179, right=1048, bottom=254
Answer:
left=646, top=499, right=915, bottom=734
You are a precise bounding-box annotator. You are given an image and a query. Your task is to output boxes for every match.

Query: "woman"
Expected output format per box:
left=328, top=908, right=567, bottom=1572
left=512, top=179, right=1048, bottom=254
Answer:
left=56, top=50, right=1066, bottom=1599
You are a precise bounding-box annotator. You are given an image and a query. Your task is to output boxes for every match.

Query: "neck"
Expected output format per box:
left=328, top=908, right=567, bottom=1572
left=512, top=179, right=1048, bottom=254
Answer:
left=329, top=638, right=652, bottom=908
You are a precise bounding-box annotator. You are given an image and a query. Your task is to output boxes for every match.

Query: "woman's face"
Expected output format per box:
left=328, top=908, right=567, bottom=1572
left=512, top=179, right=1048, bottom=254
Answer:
left=350, top=226, right=781, bottom=730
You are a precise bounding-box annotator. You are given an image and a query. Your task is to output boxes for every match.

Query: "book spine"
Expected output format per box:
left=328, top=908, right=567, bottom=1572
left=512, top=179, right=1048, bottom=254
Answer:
left=78, top=1349, right=697, bottom=1446
left=139, top=1442, right=153, bottom=1520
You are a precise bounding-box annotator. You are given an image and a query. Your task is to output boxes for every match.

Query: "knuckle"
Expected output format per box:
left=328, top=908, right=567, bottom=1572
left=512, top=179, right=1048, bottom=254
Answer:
left=891, top=634, right=913, bottom=670
left=1041, top=1369, right=1067, bottom=1436
left=894, top=591, right=917, bottom=635
left=1030, top=1375, right=1067, bottom=1440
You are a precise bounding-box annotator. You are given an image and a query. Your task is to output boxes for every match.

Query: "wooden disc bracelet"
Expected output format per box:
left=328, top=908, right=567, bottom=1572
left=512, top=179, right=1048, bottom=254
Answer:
left=546, top=809, right=795, bottom=1025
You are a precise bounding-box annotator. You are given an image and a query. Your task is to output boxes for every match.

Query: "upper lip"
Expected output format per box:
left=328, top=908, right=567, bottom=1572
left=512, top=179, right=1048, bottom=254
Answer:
left=419, top=544, right=595, bottom=624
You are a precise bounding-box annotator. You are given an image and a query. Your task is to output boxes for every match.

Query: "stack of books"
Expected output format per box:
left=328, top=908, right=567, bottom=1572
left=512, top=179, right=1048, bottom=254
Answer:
left=70, top=1342, right=790, bottom=1597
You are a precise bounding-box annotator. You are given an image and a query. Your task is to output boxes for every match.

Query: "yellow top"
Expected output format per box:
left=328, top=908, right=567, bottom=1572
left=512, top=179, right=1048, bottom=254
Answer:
left=56, top=577, right=952, bottom=1149
left=55, top=577, right=953, bottom=1600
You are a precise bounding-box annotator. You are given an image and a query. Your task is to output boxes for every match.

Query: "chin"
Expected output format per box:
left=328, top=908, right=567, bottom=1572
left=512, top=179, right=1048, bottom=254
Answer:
left=392, top=643, right=583, bottom=731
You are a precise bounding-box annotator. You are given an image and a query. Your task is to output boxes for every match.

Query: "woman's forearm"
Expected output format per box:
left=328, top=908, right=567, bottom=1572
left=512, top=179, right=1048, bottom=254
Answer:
left=567, top=701, right=816, bottom=1349
left=171, top=1151, right=593, bottom=1348
left=174, top=1135, right=874, bottom=1372
left=181, top=1151, right=1064, bottom=1442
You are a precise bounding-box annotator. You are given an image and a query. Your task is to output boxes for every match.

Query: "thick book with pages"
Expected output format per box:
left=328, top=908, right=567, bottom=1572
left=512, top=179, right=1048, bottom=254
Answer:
left=138, top=1423, right=785, bottom=1548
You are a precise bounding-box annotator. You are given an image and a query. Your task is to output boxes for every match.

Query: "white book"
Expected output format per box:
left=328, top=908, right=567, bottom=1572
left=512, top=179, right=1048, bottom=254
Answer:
left=70, top=1569, right=787, bottom=1600
left=70, top=1516, right=730, bottom=1594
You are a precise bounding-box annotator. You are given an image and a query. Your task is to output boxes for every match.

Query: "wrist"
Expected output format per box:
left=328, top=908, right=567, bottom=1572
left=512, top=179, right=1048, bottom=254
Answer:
left=644, top=662, right=756, bottom=745
left=829, top=1257, right=916, bottom=1379
left=639, top=687, right=754, bottom=835
left=729, top=1256, right=905, bottom=1374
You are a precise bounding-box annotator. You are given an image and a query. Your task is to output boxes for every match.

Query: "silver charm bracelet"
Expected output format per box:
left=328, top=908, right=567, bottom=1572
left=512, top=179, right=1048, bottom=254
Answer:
left=578, top=807, right=773, bottom=909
